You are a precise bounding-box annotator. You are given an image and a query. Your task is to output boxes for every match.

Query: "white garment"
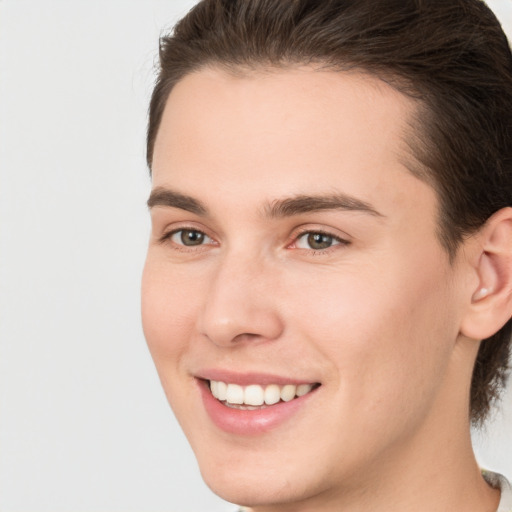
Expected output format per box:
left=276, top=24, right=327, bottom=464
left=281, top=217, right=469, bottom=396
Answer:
left=482, top=470, right=512, bottom=512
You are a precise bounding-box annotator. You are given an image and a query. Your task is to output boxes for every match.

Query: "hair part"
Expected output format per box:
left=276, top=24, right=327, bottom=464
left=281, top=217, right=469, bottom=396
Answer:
left=147, top=0, right=512, bottom=424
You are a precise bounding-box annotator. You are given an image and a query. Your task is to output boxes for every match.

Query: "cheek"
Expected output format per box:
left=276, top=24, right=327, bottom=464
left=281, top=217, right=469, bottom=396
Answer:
left=285, top=254, right=458, bottom=421
left=141, top=258, right=203, bottom=366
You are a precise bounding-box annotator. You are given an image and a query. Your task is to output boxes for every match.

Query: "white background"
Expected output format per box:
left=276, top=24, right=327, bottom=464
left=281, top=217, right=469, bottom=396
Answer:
left=0, top=1, right=511, bottom=511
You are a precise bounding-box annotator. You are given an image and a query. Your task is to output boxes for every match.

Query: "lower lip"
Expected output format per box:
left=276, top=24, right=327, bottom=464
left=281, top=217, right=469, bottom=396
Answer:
left=198, top=380, right=318, bottom=435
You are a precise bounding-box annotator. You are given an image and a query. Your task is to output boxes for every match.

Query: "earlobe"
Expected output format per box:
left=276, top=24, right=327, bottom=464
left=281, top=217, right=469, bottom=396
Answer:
left=461, top=207, right=512, bottom=340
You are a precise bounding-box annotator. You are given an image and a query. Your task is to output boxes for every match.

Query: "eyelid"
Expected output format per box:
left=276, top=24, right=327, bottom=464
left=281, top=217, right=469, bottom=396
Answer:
left=155, top=221, right=350, bottom=254
left=169, top=229, right=214, bottom=246
left=158, top=223, right=218, bottom=247
left=287, top=226, right=351, bottom=251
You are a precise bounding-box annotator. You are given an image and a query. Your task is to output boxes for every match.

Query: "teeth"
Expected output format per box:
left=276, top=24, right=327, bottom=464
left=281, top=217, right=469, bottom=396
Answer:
left=209, top=380, right=315, bottom=406
left=244, top=384, right=265, bottom=406
left=296, top=383, right=312, bottom=397
left=264, top=384, right=281, bottom=405
left=280, top=384, right=296, bottom=402
left=225, top=383, right=244, bottom=404
left=216, top=381, right=227, bottom=401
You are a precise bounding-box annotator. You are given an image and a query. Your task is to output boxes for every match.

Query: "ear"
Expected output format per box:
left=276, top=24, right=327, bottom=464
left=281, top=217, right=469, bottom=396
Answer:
left=460, top=207, right=512, bottom=340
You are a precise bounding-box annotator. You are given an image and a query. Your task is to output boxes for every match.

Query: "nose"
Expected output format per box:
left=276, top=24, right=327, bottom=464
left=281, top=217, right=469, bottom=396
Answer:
left=197, top=253, right=284, bottom=347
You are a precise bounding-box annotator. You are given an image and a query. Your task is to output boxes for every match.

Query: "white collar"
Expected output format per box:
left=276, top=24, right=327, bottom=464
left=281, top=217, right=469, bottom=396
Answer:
left=482, top=470, right=512, bottom=512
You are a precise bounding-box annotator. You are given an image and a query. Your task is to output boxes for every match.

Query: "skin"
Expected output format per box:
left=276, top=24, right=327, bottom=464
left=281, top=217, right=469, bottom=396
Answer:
left=142, top=67, right=501, bottom=511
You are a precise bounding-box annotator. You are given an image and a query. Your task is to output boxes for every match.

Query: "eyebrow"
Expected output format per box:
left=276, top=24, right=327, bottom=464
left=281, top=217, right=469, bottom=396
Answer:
left=147, top=187, right=383, bottom=218
left=147, top=187, right=208, bottom=216
left=265, top=193, right=383, bottom=218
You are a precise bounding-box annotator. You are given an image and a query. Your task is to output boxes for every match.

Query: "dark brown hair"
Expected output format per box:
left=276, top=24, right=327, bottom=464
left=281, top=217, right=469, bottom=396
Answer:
left=147, top=0, right=512, bottom=425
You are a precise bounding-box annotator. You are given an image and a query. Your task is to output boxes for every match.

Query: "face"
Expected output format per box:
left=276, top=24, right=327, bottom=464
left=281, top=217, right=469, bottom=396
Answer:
left=142, top=67, right=471, bottom=510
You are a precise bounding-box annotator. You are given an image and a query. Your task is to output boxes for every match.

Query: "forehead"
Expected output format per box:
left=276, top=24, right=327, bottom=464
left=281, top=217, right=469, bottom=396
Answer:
left=151, top=66, right=432, bottom=222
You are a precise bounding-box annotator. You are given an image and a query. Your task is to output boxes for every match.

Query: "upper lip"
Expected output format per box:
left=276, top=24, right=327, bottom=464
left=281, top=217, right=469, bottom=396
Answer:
left=195, top=369, right=319, bottom=386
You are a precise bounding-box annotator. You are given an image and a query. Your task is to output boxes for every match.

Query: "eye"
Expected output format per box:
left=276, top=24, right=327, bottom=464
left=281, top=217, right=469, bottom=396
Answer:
left=169, top=229, right=213, bottom=247
left=295, top=231, right=344, bottom=250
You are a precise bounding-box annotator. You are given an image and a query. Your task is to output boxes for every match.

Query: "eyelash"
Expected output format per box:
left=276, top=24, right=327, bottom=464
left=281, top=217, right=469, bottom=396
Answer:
left=159, top=226, right=216, bottom=252
left=159, top=227, right=350, bottom=254
left=291, top=229, right=350, bottom=254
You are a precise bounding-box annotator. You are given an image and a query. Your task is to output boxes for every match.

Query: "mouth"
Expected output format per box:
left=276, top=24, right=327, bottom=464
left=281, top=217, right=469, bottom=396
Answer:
left=208, top=380, right=320, bottom=410
left=196, top=370, right=321, bottom=434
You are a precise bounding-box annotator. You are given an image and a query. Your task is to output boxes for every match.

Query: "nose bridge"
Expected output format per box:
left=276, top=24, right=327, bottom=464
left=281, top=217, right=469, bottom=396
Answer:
left=198, top=248, right=283, bottom=346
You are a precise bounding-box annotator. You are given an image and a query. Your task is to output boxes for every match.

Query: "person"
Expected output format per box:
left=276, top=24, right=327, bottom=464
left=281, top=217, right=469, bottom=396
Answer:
left=141, top=0, right=512, bottom=510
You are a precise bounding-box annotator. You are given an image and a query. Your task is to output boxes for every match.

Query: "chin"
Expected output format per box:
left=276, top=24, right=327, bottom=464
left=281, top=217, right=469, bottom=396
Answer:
left=202, top=474, right=272, bottom=508
left=194, top=444, right=329, bottom=509
left=200, top=468, right=303, bottom=509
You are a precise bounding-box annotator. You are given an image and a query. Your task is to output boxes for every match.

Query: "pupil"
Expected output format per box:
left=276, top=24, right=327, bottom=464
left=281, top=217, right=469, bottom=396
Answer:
left=181, top=230, right=204, bottom=246
left=308, top=233, right=332, bottom=250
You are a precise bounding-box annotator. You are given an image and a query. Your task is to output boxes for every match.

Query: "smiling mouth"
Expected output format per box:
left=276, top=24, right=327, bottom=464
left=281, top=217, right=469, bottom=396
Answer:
left=208, top=380, right=320, bottom=409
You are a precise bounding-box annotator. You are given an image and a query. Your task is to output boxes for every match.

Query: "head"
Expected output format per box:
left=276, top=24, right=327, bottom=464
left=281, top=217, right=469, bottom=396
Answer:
left=142, top=0, right=512, bottom=508
left=146, top=0, right=512, bottom=425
